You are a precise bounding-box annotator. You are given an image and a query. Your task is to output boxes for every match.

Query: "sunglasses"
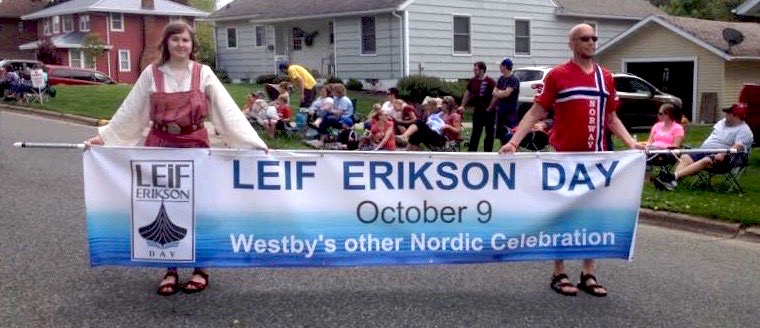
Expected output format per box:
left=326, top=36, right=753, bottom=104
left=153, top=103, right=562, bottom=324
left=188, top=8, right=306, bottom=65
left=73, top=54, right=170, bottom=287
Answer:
left=578, top=36, right=598, bottom=42
left=657, top=112, right=666, bottom=116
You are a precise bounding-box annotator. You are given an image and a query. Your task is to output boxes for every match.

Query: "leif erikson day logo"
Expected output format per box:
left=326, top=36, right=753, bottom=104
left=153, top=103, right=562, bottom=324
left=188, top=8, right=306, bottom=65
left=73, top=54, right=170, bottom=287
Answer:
left=131, top=161, right=195, bottom=262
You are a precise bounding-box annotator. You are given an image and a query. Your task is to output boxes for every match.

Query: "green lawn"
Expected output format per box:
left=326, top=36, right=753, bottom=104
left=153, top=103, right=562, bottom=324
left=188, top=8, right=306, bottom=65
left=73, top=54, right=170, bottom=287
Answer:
left=14, top=84, right=760, bottom=223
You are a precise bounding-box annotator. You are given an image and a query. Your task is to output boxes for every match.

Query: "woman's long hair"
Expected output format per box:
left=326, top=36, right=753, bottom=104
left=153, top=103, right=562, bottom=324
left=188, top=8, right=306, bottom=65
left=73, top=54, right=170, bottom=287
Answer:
left=157, top=21, right=199, bottom=65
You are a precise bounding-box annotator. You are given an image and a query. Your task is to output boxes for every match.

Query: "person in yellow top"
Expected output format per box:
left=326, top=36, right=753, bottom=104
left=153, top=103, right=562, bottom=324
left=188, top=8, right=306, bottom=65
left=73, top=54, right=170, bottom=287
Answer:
left=280, top=62, right=316, bottom=108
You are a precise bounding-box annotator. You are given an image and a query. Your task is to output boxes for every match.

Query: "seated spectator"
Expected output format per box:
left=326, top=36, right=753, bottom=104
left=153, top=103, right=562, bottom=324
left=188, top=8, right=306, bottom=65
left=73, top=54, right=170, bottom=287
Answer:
left=440, top=96, right=463, bottom=143
left=360, top=107, right=396, bottom=151
left=381, top=87, right=400, bottom=115
left=263, top=94, right=292, bottom=138
left=396, top=96, right=446, bottom=151
left=654, top=103, right=754, bottom=191
left=642, top=104, right=685, bottom=175
left=242, top=91, right=269, bottom=125
left=308, top=85, right=331, bottom=119
left=4, top=65, right=21, bottom=100
left=316, top=84, right=354, bottom=147
left=391, top=98, right=417, bottom=134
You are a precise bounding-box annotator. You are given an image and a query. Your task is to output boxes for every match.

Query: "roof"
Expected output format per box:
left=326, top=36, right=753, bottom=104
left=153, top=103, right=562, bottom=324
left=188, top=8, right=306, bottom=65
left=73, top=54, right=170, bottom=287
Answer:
left=553, top=0, right=666, bottom=20
left=21, top=0, right=209, bottom=20
left=734, top=0, right=760, bottom=17
left=597, top=15, right=760, bottom=60
left=19, top=31, right=114, bottom=50
left=209, top=0, right=403, bottom=22
left=0, top=0, right=49, bottom=18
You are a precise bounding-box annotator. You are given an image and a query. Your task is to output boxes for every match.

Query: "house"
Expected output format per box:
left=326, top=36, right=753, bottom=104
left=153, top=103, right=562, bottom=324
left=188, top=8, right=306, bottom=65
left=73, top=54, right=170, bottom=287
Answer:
left=206, top=0, right=663, bottom=87
left=20, top=0, right=208, bottom=83
left=0, top=0, right=48, bottom=60
left=596, top=15, right=760, bottom=124
left=734, top=0, right=760, bottom=19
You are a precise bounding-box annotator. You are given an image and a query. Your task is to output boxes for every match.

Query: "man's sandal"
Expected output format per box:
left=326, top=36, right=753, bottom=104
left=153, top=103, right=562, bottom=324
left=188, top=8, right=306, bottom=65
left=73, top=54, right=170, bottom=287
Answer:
left=550, top=273, right=577, bottom=296
left=181, top=269, right=209, bottom=294
left=156, top=270, right=179, bottom=296
left=578, top=272, right=608, bottom=297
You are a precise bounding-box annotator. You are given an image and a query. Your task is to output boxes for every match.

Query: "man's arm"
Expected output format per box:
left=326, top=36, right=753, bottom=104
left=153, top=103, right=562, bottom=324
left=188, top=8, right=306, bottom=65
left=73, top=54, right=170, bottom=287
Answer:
left=458, top=90, right=472, bottom=112
left=607, top=111, right=644, bottom=149
left=498, top=102, right=548, bottom=153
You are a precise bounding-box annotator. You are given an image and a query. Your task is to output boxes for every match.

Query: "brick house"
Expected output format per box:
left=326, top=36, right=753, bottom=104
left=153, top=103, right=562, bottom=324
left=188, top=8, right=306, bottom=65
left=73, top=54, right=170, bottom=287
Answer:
left=0, top=0, right=48, bottom=60
left=20, top=0, right=208, bottom=83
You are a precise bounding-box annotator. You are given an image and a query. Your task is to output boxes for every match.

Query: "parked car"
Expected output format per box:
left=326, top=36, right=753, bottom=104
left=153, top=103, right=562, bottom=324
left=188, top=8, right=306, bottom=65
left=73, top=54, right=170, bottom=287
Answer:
left=0, top=59, right=43, bottom=79
left=739, top=83, right=759, bottom=145
left=613, top=72, right=682, bottom=130
left=512, top=66, right=552, bottom=118
left=47, top=65, right=115, bottom=85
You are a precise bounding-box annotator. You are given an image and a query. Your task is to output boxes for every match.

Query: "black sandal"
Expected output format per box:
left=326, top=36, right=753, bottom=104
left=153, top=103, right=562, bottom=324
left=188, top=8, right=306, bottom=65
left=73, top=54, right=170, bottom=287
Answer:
left=181, top=269, right=209, bottom=294
left=156, top=270, right=179, bottom=296
left=550, top=273, right=577, bottom=296
left=578, top=272, right=608, bottom=297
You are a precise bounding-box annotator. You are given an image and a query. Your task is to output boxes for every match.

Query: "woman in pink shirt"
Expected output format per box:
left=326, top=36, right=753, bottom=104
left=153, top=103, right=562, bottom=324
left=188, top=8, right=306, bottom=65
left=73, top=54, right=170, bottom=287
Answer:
left=645, top=104, right=685, bottom=149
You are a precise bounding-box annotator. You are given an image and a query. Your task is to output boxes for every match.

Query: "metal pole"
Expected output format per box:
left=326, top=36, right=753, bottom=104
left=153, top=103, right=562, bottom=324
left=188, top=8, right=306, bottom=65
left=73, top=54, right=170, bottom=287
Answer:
left=645, top=148, right=738, bottom=155
left=13, top=142, right=85, bottom=149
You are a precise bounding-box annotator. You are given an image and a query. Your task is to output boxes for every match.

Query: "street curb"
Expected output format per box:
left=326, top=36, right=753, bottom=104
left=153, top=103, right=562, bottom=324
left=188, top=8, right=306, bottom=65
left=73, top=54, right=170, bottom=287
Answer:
left=738, top=226, right=760, bottom=243
left=0, top=103, right=108, bottom=127
left=639, top=208, right=742, bottom=238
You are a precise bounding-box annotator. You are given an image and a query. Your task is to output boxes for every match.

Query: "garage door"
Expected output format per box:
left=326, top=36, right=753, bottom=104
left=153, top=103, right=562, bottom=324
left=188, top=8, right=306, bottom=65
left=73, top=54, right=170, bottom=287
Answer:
left=626, top=61, right=694, bottom=121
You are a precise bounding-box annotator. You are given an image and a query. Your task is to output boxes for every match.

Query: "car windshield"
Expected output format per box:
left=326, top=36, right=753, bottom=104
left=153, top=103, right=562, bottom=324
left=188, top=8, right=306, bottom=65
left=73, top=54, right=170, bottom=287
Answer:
left=513, top=70, right=545, bottom=82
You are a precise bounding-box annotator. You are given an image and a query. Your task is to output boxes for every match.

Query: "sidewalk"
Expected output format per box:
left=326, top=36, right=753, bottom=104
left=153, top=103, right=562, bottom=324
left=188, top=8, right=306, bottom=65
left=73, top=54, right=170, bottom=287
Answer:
left=3, top=103, right=757, bottom=243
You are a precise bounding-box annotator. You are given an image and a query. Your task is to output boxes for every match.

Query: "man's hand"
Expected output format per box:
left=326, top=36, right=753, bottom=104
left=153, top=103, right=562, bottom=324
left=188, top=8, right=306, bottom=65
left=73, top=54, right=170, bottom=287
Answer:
left=714, top=153, right=726, bottom=162
left=499, top=141, right=519, bottom=154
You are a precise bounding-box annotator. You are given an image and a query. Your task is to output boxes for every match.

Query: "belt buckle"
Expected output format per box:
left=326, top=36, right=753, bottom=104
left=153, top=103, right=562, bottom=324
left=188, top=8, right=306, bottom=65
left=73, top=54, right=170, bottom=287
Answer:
left=166, top=123, right=182, bottom=135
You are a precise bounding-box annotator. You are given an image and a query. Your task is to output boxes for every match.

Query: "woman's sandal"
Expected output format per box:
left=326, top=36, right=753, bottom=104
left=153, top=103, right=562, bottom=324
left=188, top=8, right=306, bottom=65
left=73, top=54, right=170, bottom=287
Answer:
left=181, top=269, right=209, bottom=294
left=550, top=273, right=577, bottom=296
left=156, top=270, right=179, bottom=296
left=578, top=272, right=608, bottom=297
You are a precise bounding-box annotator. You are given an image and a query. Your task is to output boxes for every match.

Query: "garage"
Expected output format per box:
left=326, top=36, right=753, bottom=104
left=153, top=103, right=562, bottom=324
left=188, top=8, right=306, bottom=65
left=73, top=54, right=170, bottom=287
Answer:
left=625, top=60, right=695, bottom=121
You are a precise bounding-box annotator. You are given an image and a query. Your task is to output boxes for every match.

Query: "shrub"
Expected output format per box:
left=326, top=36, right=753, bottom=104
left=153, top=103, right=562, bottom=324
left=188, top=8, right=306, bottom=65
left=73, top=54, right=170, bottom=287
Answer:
left=346, top=78, right=363, bottom=91
left=215, top=69, right=231, bottom=83
left=326, top=76, right=343, bottom=84
left=255, top=74, right=288, bottom=84
left=396, top=75, right=465, bottom=104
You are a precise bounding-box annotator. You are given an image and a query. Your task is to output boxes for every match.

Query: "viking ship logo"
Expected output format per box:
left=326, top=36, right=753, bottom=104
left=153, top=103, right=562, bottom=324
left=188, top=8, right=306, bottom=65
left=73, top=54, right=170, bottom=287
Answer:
left=138, top=201, right=187, bottom=248
left=131, top=160, right=195, bottom=262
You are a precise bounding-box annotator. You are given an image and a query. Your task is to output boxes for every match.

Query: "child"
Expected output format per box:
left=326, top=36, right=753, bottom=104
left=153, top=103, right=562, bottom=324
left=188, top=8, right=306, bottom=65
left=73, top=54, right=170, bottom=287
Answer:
left=266, top=94, right=292, bottom=138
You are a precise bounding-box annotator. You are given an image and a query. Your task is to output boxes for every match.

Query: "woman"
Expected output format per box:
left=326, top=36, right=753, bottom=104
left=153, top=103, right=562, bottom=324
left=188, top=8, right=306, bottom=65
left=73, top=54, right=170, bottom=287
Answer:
left=643, top=103, right=685, bottom=179
left=396, top=96, right=446, bottom=151
left=85, top=21, right=268, bottom=296
left=361, top=104, right=396, bottom=151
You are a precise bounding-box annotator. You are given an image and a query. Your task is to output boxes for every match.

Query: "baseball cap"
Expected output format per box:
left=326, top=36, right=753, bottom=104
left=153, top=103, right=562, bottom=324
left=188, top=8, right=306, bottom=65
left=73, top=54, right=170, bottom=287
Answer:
left=723, top=103, right=747, bottom=120
left=500, top=57, right=513, bottom=69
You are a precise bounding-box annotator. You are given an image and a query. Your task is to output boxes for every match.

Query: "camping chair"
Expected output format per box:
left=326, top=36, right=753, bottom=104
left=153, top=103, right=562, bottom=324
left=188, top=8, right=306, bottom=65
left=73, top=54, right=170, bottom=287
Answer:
left=646, top=148, right=680, bottom=179
left=689, top=153, right=750, bottom=193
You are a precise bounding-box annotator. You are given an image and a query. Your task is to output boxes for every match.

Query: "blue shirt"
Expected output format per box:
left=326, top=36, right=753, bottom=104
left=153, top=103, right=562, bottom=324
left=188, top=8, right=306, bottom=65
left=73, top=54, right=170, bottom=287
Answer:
left=496, top=74, right=520, bottom=128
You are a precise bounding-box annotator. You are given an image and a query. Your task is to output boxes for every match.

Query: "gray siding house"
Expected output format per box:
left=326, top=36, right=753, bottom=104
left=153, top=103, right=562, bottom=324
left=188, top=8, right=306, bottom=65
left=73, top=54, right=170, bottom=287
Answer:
left=207, top=0, right=663, bottom=87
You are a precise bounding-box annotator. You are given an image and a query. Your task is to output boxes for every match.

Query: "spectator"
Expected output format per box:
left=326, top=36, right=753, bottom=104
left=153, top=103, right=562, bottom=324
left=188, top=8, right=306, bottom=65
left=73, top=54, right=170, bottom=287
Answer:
left=459, top=61, right=497, bottom=152
left=491, top=57, right=520, bottom=147
left=280, top=62, right=316, bottom=107
left=440, top=96, right=463, bottom=143
left=264, top=93, right=292, bottom=138
left=316, top=84, right=354, bottom=147
left=642, top=103, right=685, bottom=178
left=655, top=103, right=753, bottom=191
left=396, top=96, right=446, bottom=151
left=391, top=98, right=417, bottom=134
left=241, top=90, right=269, bottom=125
left=360, top=104, right=396, bottom=151
left=381, top=87, right=400, bottom=115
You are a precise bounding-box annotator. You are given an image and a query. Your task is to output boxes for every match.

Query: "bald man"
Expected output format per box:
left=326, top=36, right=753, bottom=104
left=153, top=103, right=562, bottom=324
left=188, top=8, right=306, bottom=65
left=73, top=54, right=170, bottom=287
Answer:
left=499, top=24, right=643, bottom=297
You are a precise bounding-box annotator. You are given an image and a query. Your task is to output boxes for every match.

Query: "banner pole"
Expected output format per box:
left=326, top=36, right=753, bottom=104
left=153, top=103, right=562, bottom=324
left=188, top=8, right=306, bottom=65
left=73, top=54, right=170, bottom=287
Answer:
left=645, top=148, right=738, bottom=155
left=13, top=142, right=85, bottom=149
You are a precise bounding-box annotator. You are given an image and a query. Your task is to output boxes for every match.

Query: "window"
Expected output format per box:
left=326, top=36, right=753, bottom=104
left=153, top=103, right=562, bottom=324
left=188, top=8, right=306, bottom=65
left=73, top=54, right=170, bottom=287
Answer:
left=62, top=15, right=73, bottom=32
left=79, top=14, right=90, bottom=31
left=110, top=13, right=124, bottom=31
left=254, top=25, right=266, bottom=47
left=292, top=27, right=303, bottom=51
left=52, top=15, right=60, bottom=34
left=226, top=27, right=237, bottom=48
left=453, top=15, right=471, bottom=54
left=360, top=16, right=376, bottom=55
left=118, top=50, right=130, bottom=72
left=43, top=19, right=51, bottom=35
left=515, top=19, right=530, bottom=55
left=69, top=49, right=95, bottom=69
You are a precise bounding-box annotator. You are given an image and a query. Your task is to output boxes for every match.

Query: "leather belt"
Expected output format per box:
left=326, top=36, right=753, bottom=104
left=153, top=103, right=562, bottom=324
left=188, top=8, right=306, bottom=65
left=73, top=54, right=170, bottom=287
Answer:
left=152, top=122, right=202, bottom=135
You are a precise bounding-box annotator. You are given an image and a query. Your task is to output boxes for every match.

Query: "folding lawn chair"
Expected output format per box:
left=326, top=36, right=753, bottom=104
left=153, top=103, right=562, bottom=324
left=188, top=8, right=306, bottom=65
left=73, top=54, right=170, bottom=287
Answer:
left=690, top=153, right=750, bottom=193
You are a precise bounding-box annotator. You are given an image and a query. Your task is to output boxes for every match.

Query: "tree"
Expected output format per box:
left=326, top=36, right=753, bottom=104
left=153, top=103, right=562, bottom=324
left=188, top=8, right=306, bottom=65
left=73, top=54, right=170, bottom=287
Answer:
left=189, top=0, right=217, bottom=69
left=82, top=33, right=107, bottom=68
left=654, top=0, right=744, bottom=21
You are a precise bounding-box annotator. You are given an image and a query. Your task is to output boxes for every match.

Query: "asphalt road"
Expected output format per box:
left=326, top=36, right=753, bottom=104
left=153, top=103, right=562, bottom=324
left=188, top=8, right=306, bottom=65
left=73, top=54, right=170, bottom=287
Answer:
left=2, top=109, right=760, bottom=327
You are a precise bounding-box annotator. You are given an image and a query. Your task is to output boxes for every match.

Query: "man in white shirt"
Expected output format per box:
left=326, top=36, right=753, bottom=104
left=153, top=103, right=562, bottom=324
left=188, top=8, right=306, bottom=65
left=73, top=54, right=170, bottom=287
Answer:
left=655, top=103, right=754, bottom=190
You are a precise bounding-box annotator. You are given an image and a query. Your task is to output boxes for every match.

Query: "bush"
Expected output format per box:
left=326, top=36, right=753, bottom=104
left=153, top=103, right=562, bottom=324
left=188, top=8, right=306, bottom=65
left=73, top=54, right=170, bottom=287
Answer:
left=326, top=76, right=343, bottom=84
left=346, top=78, right=363, bottom=91
left=215, top=69, right=231, bottom=83
left=396, top=75, right=465, bottom=104
left=255, top=74, right=288, bottom=84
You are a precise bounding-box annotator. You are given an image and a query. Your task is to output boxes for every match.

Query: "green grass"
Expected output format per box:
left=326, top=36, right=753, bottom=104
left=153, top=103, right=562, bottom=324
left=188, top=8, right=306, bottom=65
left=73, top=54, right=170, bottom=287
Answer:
left=15, top=84, right=760, bottom=223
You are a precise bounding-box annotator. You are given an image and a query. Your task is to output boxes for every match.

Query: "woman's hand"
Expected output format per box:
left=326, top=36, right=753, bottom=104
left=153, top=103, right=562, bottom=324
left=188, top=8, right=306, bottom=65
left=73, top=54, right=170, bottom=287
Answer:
left=85, top=135, right=104, bottom=147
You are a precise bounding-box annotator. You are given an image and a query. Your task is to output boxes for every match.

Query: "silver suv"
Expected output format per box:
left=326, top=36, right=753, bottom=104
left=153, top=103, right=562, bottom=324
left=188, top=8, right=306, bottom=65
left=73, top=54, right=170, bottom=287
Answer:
left=512, top=66, right=552, bottom=117
left=613, top=72, right=682, bottom=129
